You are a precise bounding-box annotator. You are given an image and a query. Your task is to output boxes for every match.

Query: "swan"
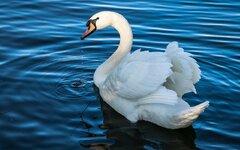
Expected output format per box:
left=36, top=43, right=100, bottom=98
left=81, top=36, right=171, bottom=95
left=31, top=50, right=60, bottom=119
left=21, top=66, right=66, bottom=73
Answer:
left=81, top=11, right=209, bottom=129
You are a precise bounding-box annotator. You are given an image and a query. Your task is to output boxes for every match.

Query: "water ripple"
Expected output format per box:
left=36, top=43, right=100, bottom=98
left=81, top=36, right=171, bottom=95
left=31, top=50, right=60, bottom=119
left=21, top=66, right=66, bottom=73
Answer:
left=0, top=0, right=239, bottom=149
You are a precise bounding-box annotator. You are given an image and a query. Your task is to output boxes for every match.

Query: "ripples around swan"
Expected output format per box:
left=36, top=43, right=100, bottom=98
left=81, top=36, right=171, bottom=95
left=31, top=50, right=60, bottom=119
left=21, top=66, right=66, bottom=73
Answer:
left=0, top=0, right=239, bottom=149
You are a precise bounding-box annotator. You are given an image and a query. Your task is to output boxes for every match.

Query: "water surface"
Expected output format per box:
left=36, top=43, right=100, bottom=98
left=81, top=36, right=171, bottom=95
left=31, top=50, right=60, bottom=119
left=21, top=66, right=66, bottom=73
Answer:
left=0, top=0, right=239, bottom=149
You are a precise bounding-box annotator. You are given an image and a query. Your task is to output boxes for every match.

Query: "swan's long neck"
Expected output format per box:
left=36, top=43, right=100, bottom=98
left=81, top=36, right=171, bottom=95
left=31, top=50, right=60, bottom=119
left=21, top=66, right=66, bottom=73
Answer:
left=94, top=14, right=133, bottom=86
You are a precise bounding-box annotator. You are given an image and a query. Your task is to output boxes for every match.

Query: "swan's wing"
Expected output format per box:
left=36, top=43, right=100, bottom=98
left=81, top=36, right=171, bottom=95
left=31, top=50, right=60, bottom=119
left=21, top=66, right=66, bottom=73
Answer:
left=103, top=50, right=174, bottom=102
left=164, top=42, right=201, bottom=97
left=139, top=86, right=178, bottom=105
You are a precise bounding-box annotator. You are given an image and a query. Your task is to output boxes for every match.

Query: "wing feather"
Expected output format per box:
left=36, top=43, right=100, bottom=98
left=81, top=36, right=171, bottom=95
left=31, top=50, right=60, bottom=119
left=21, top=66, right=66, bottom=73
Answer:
left=103, top=50, right=173, bottom=101
left=165, top=41, right=201, bottom=97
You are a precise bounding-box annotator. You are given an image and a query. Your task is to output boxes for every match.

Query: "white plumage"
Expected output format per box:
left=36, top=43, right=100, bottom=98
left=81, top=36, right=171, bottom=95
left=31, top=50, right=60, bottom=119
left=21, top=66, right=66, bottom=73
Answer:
left=82, top=11, right=209, bottom=129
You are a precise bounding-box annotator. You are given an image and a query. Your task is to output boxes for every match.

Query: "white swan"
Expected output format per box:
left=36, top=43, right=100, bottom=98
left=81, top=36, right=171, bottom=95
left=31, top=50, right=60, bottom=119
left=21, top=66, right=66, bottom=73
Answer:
left=81, top=11, right=209, bottom=129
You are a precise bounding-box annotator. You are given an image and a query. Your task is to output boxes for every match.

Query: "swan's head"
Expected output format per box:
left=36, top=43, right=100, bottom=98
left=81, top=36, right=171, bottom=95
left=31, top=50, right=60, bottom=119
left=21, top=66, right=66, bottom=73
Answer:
left=81, top=11, right=114, bottom=40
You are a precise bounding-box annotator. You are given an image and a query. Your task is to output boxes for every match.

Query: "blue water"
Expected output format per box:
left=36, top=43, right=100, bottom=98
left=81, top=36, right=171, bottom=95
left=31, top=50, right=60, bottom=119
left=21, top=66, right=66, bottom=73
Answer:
left=0, top=0, right=239, bottom=149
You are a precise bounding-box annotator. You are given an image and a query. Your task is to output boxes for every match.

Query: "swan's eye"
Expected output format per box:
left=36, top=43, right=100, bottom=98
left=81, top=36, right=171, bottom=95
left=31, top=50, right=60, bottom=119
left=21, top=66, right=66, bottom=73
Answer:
left=86, top=20, right=90, bottom=26
left=92, top=17, right=99, bottom=25
left=85, top=17, right=99, bottom=31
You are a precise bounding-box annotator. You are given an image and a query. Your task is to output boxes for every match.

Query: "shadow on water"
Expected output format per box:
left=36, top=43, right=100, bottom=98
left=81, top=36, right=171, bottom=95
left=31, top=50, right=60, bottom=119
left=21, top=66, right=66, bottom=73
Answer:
left=81, top=85, right=199, bottom=150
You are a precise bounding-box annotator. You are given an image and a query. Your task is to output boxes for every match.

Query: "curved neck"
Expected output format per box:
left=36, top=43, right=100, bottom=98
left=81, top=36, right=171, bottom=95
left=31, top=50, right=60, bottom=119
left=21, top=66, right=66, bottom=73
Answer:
left=94, top=14, right=133, bottom=86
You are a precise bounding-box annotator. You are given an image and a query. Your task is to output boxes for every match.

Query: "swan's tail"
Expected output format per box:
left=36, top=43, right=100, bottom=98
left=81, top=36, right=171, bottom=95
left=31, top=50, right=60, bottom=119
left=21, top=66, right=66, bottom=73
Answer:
left=164, top=41, right=201, bottom=97
left=174, top=101, right=209, bottom=128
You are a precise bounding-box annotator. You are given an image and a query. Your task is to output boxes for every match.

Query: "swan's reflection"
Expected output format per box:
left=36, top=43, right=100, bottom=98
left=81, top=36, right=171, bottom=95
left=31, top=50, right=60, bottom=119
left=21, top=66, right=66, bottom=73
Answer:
left=86, top=85, right=199, bottom=150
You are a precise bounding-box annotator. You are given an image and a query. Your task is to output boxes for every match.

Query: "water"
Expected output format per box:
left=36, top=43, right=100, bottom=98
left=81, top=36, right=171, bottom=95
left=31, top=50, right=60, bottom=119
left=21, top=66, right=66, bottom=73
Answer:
left=0, top=0, right=239, bottom=149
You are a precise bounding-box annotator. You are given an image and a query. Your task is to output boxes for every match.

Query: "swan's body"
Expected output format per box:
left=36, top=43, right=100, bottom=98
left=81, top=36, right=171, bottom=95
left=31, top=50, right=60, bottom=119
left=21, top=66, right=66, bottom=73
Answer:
left=81, top=11, right=209, bottom=129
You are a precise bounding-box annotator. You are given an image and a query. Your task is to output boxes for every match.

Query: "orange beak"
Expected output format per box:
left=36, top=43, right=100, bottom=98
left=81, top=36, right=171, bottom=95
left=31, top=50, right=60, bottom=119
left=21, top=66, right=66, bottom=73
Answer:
left=81, top=21, right=96, bottom=40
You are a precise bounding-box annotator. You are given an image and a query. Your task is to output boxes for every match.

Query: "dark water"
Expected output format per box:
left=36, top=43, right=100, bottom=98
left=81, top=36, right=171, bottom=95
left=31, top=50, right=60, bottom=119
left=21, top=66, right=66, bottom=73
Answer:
left=0, top=0, right=239, bottom=149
